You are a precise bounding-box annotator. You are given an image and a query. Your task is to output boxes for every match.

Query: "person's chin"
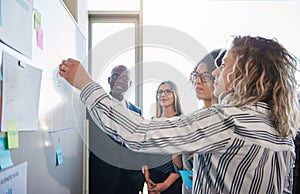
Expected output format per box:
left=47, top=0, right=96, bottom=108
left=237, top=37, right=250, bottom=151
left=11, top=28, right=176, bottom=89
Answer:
left=111, top=91, right=124, bottom=98
left=196, top=92, right=206, bottom=98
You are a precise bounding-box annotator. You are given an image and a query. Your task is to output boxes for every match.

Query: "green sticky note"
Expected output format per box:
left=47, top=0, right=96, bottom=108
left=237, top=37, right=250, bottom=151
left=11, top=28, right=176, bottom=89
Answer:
left=7, top=121, right=19, bottom=149
left=34, top=9, right=41, bottom=30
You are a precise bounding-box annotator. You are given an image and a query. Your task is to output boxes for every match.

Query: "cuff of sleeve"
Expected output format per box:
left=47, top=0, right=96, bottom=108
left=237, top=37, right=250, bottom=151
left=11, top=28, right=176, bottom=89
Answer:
left=80, top=82, right=107, bottom=106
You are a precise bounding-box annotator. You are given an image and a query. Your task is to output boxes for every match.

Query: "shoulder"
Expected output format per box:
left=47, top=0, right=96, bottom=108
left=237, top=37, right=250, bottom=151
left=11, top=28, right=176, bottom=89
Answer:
left=126, top=101, right=142, bottom=115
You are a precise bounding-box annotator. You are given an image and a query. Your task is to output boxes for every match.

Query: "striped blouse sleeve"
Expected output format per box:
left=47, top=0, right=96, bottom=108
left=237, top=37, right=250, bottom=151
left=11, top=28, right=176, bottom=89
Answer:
left=80, top=82, right=230, bottom=155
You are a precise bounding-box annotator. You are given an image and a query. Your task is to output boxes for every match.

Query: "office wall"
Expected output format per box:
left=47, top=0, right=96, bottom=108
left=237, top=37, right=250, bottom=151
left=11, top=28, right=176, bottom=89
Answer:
left=0, top=0, right=87, bottom=193
left=63, top=0, right=88, bottom=36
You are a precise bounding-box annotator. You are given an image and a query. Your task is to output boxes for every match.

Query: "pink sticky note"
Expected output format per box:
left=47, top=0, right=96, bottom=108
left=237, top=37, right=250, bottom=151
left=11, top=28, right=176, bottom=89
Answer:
left=36, top=27, right=43, bottom=49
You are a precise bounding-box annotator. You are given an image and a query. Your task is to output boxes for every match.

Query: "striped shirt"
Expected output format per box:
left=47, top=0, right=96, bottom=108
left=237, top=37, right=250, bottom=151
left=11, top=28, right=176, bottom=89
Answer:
left=81, top=82, right=295, bottom=194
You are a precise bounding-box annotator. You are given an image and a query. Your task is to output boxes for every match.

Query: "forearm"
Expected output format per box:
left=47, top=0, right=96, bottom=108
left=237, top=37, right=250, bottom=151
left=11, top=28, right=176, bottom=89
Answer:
left=80, top=82, right=226, bottom=155
left=60, top=58, right=231, bottom=155
left=172, top=154, right=183, bottom=170
left=80, top=82, right=146, bottom=150
left=81, top=82, right=184, bottom=154
left=143, top=165, right=150, bottom=180
left=163, top=173, right=180, bottom=189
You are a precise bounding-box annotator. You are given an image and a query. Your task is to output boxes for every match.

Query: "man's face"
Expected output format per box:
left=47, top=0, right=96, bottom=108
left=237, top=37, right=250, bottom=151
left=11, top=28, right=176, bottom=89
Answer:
left=108, top=66, right=131, bottom=100
left=212, top=49, right=235, bottom=98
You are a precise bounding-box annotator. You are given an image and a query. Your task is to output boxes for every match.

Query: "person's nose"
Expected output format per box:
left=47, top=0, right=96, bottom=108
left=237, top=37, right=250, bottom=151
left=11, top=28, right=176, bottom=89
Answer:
left=115, top=77, right=126, bottom=84
left=160, top=91, right=167, bottom=96
left=212, top=67, right=220, bottom=79
left=116, top=78, right=123, bottom=84
left=194, top=75, right=204, bottom=84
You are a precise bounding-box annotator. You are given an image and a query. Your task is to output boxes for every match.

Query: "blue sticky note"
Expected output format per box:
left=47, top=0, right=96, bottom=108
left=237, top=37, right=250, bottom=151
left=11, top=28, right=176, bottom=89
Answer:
left=0, top=137, right=14, bottom=169
left=56, top=145, right=63, bottom=165
left=179, top=170, right=193, bottom=189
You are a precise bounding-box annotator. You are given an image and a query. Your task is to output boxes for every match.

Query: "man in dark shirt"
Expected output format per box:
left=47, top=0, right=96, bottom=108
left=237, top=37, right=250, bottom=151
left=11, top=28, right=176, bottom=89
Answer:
left=89, top=65, right=145, bottom=194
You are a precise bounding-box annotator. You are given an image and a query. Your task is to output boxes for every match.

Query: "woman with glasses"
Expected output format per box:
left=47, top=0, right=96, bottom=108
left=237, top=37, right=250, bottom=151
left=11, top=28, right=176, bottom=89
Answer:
left=174, top=49, right=226, bottom=194
left=144, top=80, right=183, bottom=194
left=190, top=49, right=226, bottom=108
left=59, top=35, right=299, bottom=193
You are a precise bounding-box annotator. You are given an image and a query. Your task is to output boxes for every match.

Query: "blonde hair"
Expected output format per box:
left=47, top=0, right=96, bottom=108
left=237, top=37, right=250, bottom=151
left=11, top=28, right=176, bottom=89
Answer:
left=223, top=36, right=299, bottom=138
left=156, top=81, right=183, bottom=118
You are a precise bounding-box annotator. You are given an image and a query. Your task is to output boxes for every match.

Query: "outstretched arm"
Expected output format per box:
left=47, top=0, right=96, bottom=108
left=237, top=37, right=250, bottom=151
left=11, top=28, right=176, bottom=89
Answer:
left=58, top=58, right=229, bottom=155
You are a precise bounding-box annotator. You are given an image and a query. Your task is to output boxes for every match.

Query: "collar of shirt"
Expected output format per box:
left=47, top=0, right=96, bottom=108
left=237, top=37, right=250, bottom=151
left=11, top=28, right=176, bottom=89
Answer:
left=120, top=98, right=127, bottom=107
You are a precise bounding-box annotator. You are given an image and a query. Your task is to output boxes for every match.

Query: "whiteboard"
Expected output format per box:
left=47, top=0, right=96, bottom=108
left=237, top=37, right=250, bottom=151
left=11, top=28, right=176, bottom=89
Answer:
left=0, top=0, right=33, bottom=58
left=0, top=0, right=87, bottom=193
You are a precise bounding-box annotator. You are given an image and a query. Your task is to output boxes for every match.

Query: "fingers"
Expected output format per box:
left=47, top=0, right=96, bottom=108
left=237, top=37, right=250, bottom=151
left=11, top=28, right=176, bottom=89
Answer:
left=58, top=59, right=76, bottom=82
left=64, top=59, right=75, bottom=66
left=67, top=58, right=78, bottom=63
left=58, top=58, right=92, bottom=90
left=147, top=179, right=156, bottom=187
left=59, top=64, right=68, bottom=72
left=59, top=58, right=77, bottom=73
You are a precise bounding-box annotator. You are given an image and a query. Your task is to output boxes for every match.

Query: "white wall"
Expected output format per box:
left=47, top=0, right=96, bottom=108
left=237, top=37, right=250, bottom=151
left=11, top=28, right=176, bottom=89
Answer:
left=63, top=0, right=88, bottom=36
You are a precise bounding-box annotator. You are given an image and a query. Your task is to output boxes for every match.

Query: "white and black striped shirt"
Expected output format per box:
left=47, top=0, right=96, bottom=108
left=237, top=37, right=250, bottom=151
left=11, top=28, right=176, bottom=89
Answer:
left=81, top=82, right=295, bottom=194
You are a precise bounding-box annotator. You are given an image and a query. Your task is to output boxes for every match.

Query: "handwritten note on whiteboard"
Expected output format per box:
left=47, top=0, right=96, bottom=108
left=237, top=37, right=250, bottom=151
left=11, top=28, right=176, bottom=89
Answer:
left=1, top=51, right=42, bottom=131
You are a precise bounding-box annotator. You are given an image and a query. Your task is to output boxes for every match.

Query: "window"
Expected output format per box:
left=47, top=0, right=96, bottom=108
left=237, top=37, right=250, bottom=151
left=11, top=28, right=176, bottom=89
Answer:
left=88, top=13, right=142, bottom=106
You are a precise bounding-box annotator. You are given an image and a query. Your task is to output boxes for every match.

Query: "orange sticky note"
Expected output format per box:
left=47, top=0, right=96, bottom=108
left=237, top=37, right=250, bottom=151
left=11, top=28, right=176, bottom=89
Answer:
left=7, top=121, right=19, bottom=149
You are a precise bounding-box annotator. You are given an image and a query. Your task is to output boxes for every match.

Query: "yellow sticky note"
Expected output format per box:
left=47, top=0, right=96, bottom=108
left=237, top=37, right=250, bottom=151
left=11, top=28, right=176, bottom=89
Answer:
left=7, top=121, right=19, bottom=149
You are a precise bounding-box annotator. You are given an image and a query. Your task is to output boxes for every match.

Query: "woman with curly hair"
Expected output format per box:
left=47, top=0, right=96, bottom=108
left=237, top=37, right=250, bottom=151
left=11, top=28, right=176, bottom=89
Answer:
left=59, top=35, right=299, bottom=193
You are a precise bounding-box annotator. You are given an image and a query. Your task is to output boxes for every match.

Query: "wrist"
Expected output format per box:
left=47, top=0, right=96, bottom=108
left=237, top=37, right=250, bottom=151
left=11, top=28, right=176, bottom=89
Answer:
left=162, top=181, right=170, bottom=190
left=77, top=78, right=93, bottom=90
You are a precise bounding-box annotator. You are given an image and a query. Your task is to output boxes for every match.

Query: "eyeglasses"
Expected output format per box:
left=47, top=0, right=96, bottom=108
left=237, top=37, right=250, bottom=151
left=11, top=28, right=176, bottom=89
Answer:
left=110, top=74, right=130, bottom=82
left=190, top=72, right=213, bottom=83
left=157, top=89, right=174, bottom=96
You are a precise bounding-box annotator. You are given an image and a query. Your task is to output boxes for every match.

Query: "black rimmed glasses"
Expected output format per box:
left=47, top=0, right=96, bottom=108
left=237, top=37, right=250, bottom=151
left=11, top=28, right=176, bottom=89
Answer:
left=190, top=72, right=213, bottom=83
left=157, top=89, right=174, bottom=96
left=110, top=74, right=130, bottom=82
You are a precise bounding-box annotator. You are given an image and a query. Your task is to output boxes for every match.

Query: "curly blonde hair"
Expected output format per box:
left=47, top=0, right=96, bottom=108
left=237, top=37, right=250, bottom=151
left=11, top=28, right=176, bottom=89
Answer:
left=223, top=35, right=299, bottom=138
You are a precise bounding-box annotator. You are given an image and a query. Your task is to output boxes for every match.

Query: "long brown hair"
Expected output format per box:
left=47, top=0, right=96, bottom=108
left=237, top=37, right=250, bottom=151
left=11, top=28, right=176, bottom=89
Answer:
left=223, top=35, right=299, bottom=138
left=156, top=81, right=183, bottom=118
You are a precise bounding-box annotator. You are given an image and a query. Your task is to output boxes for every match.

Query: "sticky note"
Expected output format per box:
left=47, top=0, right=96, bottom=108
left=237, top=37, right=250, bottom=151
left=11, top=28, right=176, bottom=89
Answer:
left=36, top=27, right=43, bottom=49
left=56, top=145, right=63, bottom=165
left=7, top=121, right=19, bottom=149
left=34, top=9, right=41, bottom=30
left=0, top=137, right=14, bottom=169
left=179, top=170, right=193, bottom=189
